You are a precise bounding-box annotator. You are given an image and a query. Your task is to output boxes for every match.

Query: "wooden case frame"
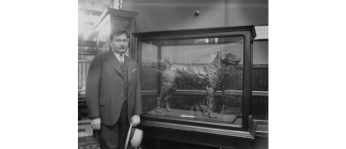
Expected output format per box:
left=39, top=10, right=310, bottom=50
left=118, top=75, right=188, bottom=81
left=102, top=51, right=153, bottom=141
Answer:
left=133, top=26, right=256, bottom=148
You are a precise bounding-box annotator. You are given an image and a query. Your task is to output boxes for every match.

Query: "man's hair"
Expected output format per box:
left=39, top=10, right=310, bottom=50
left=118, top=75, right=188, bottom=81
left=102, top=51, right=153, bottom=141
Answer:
left=109, top=28, right=129, bottom=41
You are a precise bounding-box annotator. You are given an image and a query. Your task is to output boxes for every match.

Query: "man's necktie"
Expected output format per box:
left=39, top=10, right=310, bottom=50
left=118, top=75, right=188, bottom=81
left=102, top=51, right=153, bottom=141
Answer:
left=119, top=54, right=124, bottom=64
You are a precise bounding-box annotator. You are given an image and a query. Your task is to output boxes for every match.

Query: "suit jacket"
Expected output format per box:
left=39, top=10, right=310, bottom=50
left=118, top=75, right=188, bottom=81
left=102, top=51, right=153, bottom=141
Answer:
left=86, top=51, right=142, bottom=126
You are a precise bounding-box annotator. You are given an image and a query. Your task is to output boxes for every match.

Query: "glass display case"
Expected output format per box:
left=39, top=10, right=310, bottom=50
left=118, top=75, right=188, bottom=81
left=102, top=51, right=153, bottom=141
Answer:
left=133, top=26, right=256, bottom=131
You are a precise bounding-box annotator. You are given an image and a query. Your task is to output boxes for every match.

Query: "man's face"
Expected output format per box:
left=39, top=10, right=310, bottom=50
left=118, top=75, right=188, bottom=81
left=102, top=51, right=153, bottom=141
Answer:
left=110, top=33, right=129, bottom=54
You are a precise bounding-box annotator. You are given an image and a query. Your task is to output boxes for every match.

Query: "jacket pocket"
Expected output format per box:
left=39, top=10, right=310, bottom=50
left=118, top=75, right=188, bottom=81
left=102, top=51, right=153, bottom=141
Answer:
left=99, top=98, right=107, bottom=106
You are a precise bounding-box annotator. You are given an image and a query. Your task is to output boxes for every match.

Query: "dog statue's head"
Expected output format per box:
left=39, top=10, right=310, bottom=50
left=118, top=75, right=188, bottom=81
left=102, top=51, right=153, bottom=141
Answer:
left=218, top=50, right=241, bottom=66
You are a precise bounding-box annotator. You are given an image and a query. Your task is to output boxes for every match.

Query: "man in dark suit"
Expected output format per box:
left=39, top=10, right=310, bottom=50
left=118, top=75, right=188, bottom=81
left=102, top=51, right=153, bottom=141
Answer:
left=86, top=29, right=142, bottom=149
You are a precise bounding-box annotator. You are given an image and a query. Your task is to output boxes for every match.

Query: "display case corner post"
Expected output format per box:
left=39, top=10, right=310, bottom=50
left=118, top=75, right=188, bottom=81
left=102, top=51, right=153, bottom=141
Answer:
left=242, top=31, right=254, bottom=130
left=250, top=37, right=254, bottom=116
left=136, top=38, right=142, bottom=64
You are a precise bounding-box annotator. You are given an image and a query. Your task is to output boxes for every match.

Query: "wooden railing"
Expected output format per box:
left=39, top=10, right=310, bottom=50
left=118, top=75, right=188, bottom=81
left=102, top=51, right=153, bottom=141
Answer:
left=142, top=90, right=268, bottom=97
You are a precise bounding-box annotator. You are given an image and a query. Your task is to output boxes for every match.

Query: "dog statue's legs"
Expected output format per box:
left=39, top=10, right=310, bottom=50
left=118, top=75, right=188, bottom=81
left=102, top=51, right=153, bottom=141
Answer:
left=206, top=87, right=218, bottom=118
left=165, top=85, right=177, bottom=112
left=156, top=92, right=165, bottom=113
left=164, top=95, right=173, bottom=112
left=157, top=77, right=176, bottom=113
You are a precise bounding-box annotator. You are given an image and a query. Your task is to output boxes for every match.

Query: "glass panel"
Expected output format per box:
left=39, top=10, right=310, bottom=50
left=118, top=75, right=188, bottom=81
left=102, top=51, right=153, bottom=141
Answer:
left=140, top=36, right=244, bottom=125
left=97, top=18, right=111, bottom=53
left=141, top=42, right=158, bottom=112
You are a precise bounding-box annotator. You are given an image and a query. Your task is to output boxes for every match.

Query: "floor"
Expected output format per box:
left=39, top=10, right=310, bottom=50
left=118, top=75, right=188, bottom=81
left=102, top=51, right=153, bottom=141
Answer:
left=78, top=118, right=216, bottom=149
left=77, top=110, right=269, bottom=149
left=78, top=118, right=142, bottom=149
left=78, top=119, right=100, bottom=149
left=78, top=121, right=266, bottom=149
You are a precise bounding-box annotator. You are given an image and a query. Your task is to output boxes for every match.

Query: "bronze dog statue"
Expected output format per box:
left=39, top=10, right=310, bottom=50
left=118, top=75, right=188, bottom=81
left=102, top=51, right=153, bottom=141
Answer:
left=156, top=50, right=241, bottom=118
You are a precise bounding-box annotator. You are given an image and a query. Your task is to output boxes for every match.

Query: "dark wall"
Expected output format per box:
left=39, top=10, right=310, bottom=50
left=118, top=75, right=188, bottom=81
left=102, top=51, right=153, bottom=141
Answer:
left=253, top=41, right=268, bottom=64
left=124, top=0, right=226, bottom=32
left=252, top=65, right=268, bottom=120
left=225, top=0, right=268, bottom=26
left=123, top=0, right=268, bottom=32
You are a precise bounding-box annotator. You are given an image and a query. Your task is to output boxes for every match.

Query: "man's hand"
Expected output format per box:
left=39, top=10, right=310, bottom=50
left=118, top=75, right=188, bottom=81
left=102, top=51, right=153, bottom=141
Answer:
left=131, top=115, right=140, bottom=127
left=91, top=118, right=101, bottom=130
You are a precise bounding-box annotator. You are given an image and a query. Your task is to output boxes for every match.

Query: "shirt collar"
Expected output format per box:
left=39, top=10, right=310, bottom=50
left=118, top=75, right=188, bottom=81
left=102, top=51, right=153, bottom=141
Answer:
left=111, top=50, right=125, bottom=61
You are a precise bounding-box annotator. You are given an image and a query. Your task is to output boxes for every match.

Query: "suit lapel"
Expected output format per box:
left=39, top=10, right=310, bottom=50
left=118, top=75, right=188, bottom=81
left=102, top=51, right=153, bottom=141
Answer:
left=105, top=51, right=123, bottom=78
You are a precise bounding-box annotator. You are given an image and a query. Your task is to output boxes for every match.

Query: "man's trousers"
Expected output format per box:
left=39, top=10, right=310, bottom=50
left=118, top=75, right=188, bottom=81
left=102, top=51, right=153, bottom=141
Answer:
left=97, top=100, right=129, bottom=149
